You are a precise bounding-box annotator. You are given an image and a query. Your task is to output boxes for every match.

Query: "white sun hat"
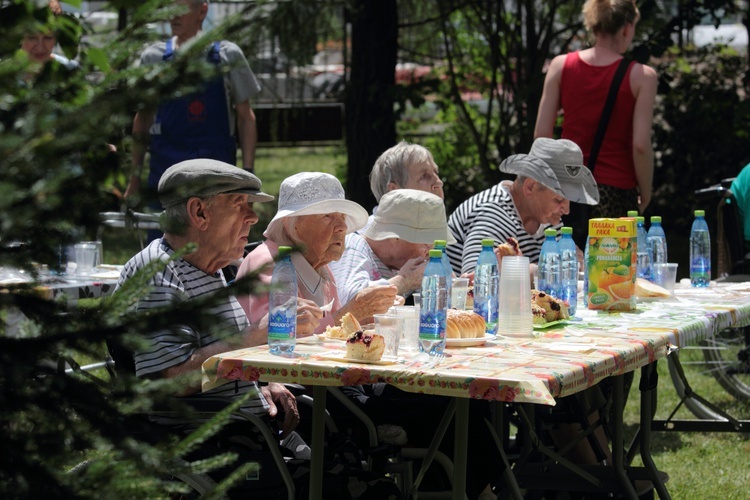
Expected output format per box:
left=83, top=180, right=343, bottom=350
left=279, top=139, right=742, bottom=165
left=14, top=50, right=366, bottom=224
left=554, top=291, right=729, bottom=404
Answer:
left=264, top=172, right=369, bottom=238
left=362, top=189, right=456, bottom=244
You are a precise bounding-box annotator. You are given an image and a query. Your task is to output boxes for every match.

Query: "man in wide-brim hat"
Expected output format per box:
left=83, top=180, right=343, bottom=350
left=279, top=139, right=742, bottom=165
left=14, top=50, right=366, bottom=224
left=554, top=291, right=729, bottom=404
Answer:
left=446, top=137, right=599, bottom=277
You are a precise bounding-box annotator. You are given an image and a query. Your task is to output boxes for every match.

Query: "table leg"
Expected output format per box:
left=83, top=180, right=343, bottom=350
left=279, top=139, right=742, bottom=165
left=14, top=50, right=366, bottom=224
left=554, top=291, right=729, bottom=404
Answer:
left=310, top=386, right=327, bottom=500
left=612, top=374, right=638, bottom=499
left=640, top=363, right=672, bottom=499
left=453, top=397, right=469, bottom=500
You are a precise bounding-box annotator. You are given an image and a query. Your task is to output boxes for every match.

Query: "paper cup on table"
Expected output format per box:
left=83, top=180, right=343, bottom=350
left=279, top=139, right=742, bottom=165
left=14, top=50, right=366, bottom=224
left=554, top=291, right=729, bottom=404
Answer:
left=374, top=313, right=402, bottom=357
left=74, top=242, right=100, bottom=277
left=651, top=263, right=679, bottom=297
left=497, top=256, right=534, bottom=338
left=451, top=277, right=470, bottom=310
left=391, top=306, right=420, bottom=352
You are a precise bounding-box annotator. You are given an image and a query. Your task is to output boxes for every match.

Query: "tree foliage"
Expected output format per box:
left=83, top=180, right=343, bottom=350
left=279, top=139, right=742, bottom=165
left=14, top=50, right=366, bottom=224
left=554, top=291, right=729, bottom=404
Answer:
left=1, top=1, right=272, bottom=496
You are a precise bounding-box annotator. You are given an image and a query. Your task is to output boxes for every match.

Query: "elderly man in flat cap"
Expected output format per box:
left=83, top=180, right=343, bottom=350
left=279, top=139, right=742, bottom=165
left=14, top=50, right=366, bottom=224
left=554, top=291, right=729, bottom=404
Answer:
left=446, top=137, right=599, bottom=276
left=115, top=158, right=322, bottom=439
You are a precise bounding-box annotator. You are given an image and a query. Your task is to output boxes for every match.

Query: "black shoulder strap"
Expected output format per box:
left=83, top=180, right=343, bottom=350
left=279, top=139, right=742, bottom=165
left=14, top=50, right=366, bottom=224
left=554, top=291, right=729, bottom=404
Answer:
left=588, top=57, right=631, bottom=172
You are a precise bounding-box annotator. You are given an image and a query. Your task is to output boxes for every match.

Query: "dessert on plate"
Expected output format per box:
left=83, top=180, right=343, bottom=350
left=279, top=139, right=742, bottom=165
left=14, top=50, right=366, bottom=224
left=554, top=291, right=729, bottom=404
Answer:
left=345, top=330, right=386, bottom=361
left=325, top=311, right=361, bottom=339
left=531, top=289, right=569, bottom=322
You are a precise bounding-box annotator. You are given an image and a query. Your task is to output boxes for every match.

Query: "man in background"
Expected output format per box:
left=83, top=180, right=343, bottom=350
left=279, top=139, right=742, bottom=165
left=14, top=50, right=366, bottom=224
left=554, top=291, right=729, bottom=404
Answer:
left=125, top=0, right=261, bottom=210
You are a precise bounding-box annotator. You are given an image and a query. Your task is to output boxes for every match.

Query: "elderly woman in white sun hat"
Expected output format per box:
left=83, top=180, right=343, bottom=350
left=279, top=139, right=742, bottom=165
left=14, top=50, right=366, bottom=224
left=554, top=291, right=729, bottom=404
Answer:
left=236, top=172, right=403, bottom=333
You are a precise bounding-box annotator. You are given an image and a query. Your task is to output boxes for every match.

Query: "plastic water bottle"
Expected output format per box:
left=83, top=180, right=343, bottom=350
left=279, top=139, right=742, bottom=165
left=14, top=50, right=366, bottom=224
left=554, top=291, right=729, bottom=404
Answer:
left=538, top=228, right=561, bottom=298
left=268, top=246, right=297, bottom=355
left=419, top=249, right=447, bottom=355
left=690, top=209, right=711, bottom=287
left=647, top=216, right=668, bottom=267
left=473, top=239, right=499, bottom=335
left=559, top=227, right=578, bottom=316
left=635, top=216, right=651, bottom=280
left=434, top=239, right=453, bottom=308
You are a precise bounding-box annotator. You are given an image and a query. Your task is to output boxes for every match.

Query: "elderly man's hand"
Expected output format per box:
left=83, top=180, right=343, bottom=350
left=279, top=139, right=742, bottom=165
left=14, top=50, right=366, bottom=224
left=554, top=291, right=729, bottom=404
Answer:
left=350, top=284, right=399, bottom=321
left=261, top=383, right=300, bottom=438
left=296, top=298, right=322, bottom=337
left=397, top=256, right=429, bottom=293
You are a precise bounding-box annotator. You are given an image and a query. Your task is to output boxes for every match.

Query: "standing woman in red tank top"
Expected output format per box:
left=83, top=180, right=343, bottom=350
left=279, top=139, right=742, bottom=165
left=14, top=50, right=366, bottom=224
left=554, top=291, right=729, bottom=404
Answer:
left=534, top=0, right=657, bottom=217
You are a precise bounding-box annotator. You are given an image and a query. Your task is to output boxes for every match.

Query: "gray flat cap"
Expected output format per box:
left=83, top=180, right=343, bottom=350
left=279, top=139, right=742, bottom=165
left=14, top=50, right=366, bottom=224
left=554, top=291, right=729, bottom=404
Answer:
left=158, top=159, right=274, bottom=208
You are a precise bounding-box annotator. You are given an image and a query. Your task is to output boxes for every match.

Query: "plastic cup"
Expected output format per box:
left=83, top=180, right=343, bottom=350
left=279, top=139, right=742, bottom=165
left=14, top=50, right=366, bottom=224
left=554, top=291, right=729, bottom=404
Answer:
left=652, top=263, right=679, bottom=296
left=74, top=242, right=100, bottom=276
left=497, top=256, right=533, bottom=338
left=412, top=292, right=421, bottom=308
left=451, top=277, right=470, bottom=310
left=374, top=314, right=402, bottom=357
left=391, top=306, right=420, bottom=352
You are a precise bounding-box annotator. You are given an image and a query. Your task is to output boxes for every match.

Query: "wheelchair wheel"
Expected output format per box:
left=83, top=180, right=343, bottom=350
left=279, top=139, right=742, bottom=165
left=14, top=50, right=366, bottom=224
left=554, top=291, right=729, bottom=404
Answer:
left=667, top=350, right=724, bottom=420
left=702, top=327, right=750, bottom=402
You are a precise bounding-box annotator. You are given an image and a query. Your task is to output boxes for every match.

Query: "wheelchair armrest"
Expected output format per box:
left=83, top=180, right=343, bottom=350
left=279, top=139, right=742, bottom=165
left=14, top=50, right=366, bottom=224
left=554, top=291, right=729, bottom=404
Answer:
left=175, top=395, right=234, bottom=413
left=694, top=184, right=729, bottom=197
left=283, top=383, right=307, bottom=396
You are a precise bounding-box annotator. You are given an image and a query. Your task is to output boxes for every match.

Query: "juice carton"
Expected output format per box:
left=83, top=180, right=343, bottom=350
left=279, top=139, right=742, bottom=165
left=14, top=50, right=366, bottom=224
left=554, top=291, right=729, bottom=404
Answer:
left=586, top=218, right=637, bottom=311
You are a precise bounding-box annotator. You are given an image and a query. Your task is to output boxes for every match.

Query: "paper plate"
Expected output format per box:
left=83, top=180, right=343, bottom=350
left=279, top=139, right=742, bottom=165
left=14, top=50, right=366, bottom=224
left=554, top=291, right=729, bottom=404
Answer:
left=445, top=335, right=494, bottom=347
left=318, top=351, right=398, bottom=365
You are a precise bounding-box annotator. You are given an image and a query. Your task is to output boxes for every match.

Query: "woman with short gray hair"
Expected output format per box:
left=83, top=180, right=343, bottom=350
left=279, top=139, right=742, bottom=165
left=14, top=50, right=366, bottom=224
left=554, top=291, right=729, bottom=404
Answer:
left=369, top=141, right=444, bottom=202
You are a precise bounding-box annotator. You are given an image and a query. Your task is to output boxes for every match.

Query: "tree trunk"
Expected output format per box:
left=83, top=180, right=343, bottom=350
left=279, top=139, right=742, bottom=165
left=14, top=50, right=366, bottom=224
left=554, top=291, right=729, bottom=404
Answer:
left=345, top=0, right=398, bottom=212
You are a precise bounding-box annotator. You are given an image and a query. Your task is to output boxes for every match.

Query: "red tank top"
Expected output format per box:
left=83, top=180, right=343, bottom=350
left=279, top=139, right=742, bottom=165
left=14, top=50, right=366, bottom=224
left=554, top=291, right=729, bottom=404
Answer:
left=560, top=52, right=636, bottom=189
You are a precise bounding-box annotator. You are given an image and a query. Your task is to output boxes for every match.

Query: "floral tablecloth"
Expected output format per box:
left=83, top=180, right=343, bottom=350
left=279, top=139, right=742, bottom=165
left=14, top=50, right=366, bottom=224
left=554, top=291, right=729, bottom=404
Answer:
left=201, top=281, right=750, bottom=406
left=35, top=269, right=121, bottom=305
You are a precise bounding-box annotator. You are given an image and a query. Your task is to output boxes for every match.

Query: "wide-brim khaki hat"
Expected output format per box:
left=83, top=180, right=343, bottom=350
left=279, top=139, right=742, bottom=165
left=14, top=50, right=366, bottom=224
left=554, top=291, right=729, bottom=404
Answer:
left=361, top=189, right=456, bottom=244
left=264, top=172, right=368, bottom=237
left=499, top=138, right=599, bottom=205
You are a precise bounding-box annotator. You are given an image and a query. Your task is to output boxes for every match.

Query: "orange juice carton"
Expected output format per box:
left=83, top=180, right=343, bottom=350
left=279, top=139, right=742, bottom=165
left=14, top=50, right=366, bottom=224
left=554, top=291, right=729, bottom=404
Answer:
left=586, top=218, right=637, bottom=311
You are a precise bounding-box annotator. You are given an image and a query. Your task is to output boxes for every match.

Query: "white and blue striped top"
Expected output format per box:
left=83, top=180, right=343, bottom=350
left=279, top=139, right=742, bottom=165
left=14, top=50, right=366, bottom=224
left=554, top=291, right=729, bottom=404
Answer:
left=116, top=239, right=268, bottom=427
left=447, top=182, right=552, bottom=275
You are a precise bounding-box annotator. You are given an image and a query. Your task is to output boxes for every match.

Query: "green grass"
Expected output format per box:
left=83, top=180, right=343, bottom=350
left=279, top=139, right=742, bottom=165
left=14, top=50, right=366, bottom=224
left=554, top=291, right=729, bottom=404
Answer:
left=623, top=350, right=750, bottom=498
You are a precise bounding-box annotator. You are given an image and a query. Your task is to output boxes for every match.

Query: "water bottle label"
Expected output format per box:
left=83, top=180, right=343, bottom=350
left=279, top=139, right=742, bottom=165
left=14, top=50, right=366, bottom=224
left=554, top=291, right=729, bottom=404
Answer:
left=268, top=310, right=295, bottom=339
left=419, top=312, right=445, bottom=339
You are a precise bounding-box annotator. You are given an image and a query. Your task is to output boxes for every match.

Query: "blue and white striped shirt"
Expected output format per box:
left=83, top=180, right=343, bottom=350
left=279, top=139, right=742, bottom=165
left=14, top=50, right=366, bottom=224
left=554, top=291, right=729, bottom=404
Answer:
left=447, top=182, right=551, bottom=275
left=116, top=239, right=268, bottom=427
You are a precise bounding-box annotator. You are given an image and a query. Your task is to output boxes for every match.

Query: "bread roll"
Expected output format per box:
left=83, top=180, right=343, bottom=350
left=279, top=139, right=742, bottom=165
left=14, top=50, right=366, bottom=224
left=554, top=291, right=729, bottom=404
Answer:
left=345, top=330, right=385, bottom=361
left=446, top=309, right=486, bottom=338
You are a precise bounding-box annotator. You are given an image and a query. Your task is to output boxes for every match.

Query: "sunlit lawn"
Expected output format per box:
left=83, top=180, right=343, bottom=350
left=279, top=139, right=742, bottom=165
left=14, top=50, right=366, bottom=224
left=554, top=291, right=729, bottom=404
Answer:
left=623, top=348, right=750, bottom=498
